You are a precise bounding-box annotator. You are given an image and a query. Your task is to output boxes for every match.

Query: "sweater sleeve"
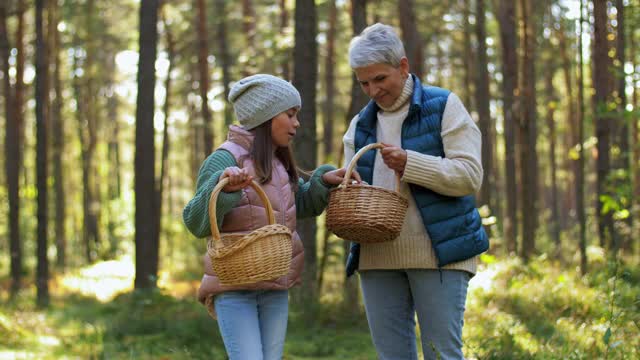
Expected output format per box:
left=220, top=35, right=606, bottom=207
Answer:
left=342, top=114, right=359, bottom=168
left=182, top=150, right=244, bottom=238
left=401, top=93, right=483, bottom=197
left=295, top=164, right=338, bottom=218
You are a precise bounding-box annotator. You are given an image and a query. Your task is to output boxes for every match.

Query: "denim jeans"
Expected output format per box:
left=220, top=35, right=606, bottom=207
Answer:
left=214, top=289, right=289, bottom=360
left=359, top=269, right=470, bottom=360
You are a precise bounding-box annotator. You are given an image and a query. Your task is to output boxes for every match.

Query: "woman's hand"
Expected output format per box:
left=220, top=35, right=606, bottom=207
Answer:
left=380, top=143, right=407, bottom=175
left=322, top=167, right=362, bottom=186
left=221, top=167, right=253, bottom=192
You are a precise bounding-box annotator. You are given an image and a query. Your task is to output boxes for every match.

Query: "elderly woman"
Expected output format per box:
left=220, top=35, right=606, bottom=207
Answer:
left=342, top=23, right=489, bottom=360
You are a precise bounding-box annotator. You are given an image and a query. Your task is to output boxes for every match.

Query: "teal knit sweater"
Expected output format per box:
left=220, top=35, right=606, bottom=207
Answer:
left=183, top=149, right=337, bottom=238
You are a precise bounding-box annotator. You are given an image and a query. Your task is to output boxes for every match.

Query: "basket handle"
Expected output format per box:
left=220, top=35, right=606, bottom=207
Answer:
left=208, top=177, right=276, bottom=249
left=343, top=142, right=402, bottom=192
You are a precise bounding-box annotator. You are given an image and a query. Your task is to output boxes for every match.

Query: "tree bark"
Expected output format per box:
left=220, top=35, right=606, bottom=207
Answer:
left=615, top=0, right=629, bottom=253
left=215, top=0, right=233, bottom=126
left=475, top=0, right=493, bottom=211
left=593, top=0, right=615, bottom=250
left=318, top=0, right=337, bottom=295
left=196, top=0, right=213, bottom=156
left=16, top=0, right=25, bottom=179
left=323, top=0, right=337, bottom=159
left=279, top=0, right=290, bottom=80
left=134, top=0, right=160, bottom=289
left=1, top=0, right=22, bottom=296
left=462, top=0, right=474, bottom=110
left=156, top=8, right=175, bottom=260
left=556, top=17, right=577, bottom=233
left=497, top=0, right=518, bottom=254
left=242, top=0, right=256, bottom=76
left=35, top=0, right=50, bottom=308
left=519, top=0, right=539, bottom=260
left=544, top=60, right=561, bottom=255
left=293, top=0, right=318, bottom=306
left=577, top=0, right=588, bottom=273
left=631, top=25, right=640, bottom=255
left=398, top=0, right=423, bottom=79
left=50, top=0, right=66, bottom=269
left=106, top=53, right=121, bottom=257
left=342, top=0, right=368, bottom=312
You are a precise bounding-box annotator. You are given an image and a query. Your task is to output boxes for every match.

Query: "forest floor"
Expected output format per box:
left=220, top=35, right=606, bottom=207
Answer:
left=1, top=248, right=638, bottom=359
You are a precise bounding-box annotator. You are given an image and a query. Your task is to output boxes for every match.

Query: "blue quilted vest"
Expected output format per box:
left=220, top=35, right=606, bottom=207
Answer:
left=346, top=75, right=489, bottom=277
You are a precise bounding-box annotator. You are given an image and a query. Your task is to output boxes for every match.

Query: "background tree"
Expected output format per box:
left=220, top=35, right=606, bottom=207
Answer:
left=475, top=0, right=493, bottom=211
left=1, top=0, right=23, bottom=297
left=519, top=0, right=539, bottom=260
left=398, top=0, right=423, bottom=79
left=293, top=0, right=319, bottom=304
left=35, top=0, right=50, bottom=308
left=592, top=0, right=615, bottom=251
left=134, top=0, right=160, bottom=289
left=497, top=0, right=518, bottom=254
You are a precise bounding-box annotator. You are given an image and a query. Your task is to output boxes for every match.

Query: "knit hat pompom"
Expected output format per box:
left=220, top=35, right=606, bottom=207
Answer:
left=228, top=74, right=302, bottom=130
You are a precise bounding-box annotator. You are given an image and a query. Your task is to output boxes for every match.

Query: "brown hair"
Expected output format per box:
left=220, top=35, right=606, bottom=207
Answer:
left=249, top=120, right=299, bottom=190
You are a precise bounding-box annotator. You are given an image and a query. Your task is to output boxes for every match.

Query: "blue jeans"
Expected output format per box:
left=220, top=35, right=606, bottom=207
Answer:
left=359, top=269, right=470, bottom=360
left=214, top=290, right=289, bottom=360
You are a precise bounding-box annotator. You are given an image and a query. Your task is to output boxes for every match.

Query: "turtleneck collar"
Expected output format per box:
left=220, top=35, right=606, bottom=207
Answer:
left=227, top=124, right=255, bottom=150
left=378, top=75, right=414, bottom=113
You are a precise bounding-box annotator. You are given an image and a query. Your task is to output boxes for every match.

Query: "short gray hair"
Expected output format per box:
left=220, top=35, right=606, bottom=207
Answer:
left=348, top=23, right=406, bottom=68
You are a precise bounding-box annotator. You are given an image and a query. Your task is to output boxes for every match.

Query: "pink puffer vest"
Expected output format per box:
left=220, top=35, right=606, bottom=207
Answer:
left=197, top=125, right=304, bottom=308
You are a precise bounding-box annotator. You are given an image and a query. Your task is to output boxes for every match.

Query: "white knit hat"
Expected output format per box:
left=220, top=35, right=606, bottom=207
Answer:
left=228, top=74, right=302, bottom=130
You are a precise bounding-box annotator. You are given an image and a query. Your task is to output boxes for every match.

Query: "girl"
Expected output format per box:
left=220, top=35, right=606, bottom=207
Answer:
left=183, top=74, right=357, bottom=360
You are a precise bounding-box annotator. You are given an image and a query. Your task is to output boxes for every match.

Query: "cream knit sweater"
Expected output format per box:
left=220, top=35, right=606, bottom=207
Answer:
left=342, top=77, right=483, bottom=274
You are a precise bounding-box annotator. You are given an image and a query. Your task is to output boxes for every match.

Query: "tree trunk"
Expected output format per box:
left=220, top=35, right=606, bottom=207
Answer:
left=215, top=0, right=232, bottom=126
left=279, top=0, right=290, bottom=80
left=577, top=0, right=588, bottom=274
left=475, top=0, right=493, bottom=211
left=342, top=0, right=368, bottom=312
left=593, top=0, right=615, bottom=250
left=545, top=63, right=561, bottom=256
left=519, top=0, right=538, bottom=260
left=323, top=0, right=337, bottom=159
left=242, top=0, right=256, bottom=76
left=72, top=3, right=99, bottom=263
left=615, top=0, right=629, bottom=253
left=35, top=0, right=50, bottom=308
left=317, top=0, right=337, bottom=295
left=398, top=0, right=423, bottom=79
left=556, top=17, right=577, bottom=234
left=49, top=0, right=66, bottom=269
left=293, top=0, right=318, bottom=306
left=631, top=27, right=640, bottom=255
left=15, top=0, right=25, bottom=176
left=462, top=0, right=474, bottom=109
left=196, top=0, right=213, bottom=156
left=1, top=0, right=22, bottom=297
left=106, top=54, right=121, bottom=257
left=134, top=0, right=160, bottom=290
left=156, top=8, right=175, bottom=261
left=497, top=0, right=518, bottom=254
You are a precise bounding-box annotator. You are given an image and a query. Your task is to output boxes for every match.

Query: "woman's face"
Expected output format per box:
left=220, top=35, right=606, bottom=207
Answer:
left=354, top=57, right=409, bottom=108
left=271, top=107, right=300, bottom=147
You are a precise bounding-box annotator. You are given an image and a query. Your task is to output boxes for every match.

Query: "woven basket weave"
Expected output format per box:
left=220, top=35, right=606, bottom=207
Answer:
left=326, top=143, right=409, bottom=243
left=207, top=177, right=292, bottom=286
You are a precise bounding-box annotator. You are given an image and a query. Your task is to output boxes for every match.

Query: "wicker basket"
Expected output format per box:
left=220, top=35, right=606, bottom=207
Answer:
left=326, top=143, right=409, bottom=243
left=207, top=177, right=292, bottom=286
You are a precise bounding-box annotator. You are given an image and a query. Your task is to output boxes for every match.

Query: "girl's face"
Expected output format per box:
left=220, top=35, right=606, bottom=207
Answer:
left=271, top=107, right=300, bottom=147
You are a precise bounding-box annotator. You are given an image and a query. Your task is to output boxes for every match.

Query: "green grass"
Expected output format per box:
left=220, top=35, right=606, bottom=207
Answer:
left=1, top=250, right=638, bottom=359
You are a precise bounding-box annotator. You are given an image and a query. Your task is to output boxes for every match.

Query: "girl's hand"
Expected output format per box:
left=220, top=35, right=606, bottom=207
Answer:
left=380, top=143, right=407, bottom=175
left=221, top=167, right=253, bottom=192
left=322, top=167, right=362, bottom=186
